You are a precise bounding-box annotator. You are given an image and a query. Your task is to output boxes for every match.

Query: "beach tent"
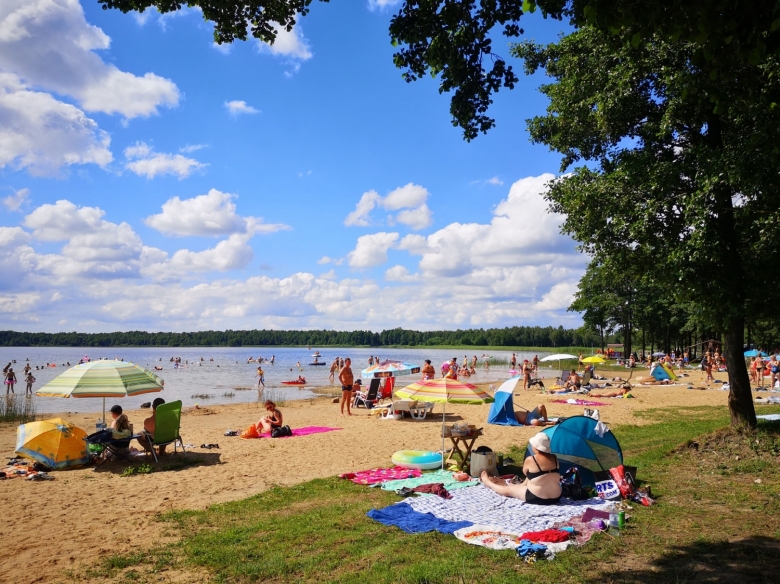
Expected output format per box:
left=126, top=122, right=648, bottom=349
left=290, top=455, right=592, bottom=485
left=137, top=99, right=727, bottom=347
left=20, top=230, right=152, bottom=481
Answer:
left=651, top=363, right=678, bottom=381
left=526, top=416, right=623, bottom=486
left=487, top=377, right=523, bottom=426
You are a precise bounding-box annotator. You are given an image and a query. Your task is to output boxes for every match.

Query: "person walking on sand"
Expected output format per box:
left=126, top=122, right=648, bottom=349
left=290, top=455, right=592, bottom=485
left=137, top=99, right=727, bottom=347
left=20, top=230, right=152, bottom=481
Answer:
left=256, top=365, right=265, bottom=389
left=339, top=358, right=354, bottom=416
left=5, top=367, right=16, bottom=395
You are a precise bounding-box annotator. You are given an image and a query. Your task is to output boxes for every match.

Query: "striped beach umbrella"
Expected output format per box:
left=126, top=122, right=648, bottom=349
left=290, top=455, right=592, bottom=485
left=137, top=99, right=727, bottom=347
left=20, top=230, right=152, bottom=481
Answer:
left=395, top=378, right=494, bottom=469
left=36, top=360, right=164, bottom=423
left=361, top=360, right=421, bottom=379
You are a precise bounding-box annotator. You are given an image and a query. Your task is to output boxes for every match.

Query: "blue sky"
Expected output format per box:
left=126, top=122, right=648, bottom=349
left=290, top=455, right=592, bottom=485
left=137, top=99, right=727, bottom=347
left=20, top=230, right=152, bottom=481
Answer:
left=0, top=0, right=586, bottom=333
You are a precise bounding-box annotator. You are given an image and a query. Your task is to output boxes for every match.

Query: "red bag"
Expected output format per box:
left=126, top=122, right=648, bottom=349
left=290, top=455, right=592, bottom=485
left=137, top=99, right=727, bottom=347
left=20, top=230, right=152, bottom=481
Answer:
left=609, top=465, right=636, bottom=499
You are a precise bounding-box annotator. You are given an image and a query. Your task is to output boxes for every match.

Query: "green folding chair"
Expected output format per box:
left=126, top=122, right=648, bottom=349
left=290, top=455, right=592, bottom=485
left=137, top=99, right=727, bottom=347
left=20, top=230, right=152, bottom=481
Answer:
left=140, top=400, right=186, bottom=462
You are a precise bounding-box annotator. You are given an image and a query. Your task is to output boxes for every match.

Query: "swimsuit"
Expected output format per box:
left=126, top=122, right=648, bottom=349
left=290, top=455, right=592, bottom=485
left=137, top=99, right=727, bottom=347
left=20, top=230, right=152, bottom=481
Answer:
left=524, top=456, right=561, bottom=505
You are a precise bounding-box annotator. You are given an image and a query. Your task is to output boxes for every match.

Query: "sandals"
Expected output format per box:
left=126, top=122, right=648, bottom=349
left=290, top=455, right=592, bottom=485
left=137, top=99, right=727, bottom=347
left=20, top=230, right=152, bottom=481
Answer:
left=200, top=444, right=220, bottom=449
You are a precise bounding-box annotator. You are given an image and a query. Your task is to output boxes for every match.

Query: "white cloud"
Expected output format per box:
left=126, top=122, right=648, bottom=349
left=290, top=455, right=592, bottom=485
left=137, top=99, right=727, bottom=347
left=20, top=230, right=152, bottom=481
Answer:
left=487, top=176, right=504, bottom=185
left=256, top=22, right=313, bottom=76
left=368, top=0, right=403, bottom=10
left=180, top=143, right=207, bottom=153
left=0, top=176, right=589, bottom=331
left=2, top=187, right=29, bottom=211
left=347, top=232, right=399, bottom=269
left=0, top=0, right=180, bottom=119
left=224, top=100, right=260, bottom=116
left=0, top=73, right=112, bottom=176
left=124, top=141, right=205, bottom=179
left=345, top=183, right=433, bottom=230
left=317, top=256, right=343, bottom=265
left=145, top=189, right=288, bottom=237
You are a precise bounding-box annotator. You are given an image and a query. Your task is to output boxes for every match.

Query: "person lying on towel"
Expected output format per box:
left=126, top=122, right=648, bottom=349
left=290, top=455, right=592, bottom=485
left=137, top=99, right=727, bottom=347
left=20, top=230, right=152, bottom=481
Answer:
left=589, top=385, right=631, bottom=398
left=481, top=433, right=561, bottom=505
left=515, top=404, right=555, bottom=426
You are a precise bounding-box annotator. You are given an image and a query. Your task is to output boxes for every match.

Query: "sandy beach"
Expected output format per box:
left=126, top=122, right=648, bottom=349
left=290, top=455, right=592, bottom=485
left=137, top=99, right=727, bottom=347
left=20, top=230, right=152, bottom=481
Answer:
left=0, top=369, right=746, bottom=583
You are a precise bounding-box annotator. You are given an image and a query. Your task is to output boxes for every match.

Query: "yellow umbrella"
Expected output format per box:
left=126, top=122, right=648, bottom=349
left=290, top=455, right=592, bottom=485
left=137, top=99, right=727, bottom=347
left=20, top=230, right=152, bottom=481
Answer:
left=582, top=356, right=606, bottom=364
left=15, top=418, right=89, bottom=470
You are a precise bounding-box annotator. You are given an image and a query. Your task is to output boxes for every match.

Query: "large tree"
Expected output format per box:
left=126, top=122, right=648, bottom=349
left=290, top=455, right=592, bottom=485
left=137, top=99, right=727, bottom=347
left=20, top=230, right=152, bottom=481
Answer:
left=513, top=27, right=780, bottom=426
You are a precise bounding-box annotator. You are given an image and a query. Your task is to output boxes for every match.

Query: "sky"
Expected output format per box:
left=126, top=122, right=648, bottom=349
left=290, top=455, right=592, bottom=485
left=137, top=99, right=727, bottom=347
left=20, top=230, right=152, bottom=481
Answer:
left=0, top=0, right=587, bottom=334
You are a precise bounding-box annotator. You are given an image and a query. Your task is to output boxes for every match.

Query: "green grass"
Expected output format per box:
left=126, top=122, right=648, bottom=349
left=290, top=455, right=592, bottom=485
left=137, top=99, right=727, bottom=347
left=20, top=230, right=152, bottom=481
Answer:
left=80, top=406, right=780, bottom=583
left=0, top=395, right=37, bottom=424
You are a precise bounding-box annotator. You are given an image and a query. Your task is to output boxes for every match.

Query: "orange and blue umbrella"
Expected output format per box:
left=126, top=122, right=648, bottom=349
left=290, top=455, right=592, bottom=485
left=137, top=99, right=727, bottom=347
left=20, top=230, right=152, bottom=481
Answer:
left=15, top=418, right=89, bottom=470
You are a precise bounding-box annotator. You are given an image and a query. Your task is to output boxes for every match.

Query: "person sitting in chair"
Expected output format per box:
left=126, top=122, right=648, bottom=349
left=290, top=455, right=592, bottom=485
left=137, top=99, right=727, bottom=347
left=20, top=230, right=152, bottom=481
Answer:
left=481, top=433, right=561, bottom=505
left=258, top=400, right=283, bottom=433
left=564, top=369, right=581, bottom=390
left=137, top=397, right=166, bottom=455
left=515, top=404, right=555, bottom=426
left=108, top=405, right=132, bottom=440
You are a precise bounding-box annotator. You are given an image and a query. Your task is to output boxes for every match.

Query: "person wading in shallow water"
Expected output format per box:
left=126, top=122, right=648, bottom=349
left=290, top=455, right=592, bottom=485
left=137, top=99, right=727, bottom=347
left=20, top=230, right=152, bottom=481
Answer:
left=339, top=358, right=354, bottom=416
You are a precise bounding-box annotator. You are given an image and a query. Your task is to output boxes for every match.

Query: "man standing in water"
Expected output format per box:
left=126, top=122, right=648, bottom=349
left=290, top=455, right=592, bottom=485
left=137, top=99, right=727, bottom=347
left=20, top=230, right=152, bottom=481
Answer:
left=339, top=358, right=354, bottom=416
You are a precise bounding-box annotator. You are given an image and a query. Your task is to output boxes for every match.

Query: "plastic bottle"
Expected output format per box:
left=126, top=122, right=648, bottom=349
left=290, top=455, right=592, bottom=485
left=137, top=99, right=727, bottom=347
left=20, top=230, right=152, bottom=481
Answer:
left=608, top=511, right=621, bottom=536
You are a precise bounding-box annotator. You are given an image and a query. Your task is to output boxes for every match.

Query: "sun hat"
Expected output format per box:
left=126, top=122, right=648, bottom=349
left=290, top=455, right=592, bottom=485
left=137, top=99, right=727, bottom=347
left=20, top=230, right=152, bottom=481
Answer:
left=529, top=432, right=551, bottom=453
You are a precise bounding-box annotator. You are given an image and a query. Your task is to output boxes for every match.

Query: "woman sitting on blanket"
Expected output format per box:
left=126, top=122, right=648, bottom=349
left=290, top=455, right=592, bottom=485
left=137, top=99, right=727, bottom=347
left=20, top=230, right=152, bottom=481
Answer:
left=481, top=433, right=561, bottom=505
left=258, top=400, right=283, bottom=433
left=515, top=404, right=555, bottom=427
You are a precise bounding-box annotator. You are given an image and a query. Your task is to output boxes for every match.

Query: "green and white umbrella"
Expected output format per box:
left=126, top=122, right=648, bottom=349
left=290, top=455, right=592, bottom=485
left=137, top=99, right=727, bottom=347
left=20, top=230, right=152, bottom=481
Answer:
left=36, top=360, right=164, bottom=424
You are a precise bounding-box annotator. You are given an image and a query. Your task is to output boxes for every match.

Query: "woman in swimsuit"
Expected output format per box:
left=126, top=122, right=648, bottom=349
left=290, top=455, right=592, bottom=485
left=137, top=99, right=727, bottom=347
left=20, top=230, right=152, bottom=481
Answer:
left=481, top=433, right=562, bottom=504
left=258, top=400, right=283, bottom=433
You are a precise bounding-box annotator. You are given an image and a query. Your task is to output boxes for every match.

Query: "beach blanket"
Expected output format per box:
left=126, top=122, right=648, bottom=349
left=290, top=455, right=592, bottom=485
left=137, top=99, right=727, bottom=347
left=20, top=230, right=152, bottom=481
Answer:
left=755, top=397, right=780, bottom=405
left=757, top=414, right=780, bottom=421
left=367, top=503, right=472, bottom=534
left=551, top=399, right=609, bottom=406
left=453, top=524, right=525, bottom=550
left=340, top=466, right=421, bottom=485
left=241, top=426, right=342, bottom=439
left=380, top=469, right=479, bottom=492
left=406, top=484, right=611, bottom=534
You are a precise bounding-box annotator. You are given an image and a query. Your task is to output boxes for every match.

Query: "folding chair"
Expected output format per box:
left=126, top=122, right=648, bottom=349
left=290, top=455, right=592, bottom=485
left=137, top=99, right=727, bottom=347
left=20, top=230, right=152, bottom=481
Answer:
left=353, top=379, right=380, bottom=409
left=85, top=430, right=134, bottom=468
left=139, top=400, right=186, bottom=462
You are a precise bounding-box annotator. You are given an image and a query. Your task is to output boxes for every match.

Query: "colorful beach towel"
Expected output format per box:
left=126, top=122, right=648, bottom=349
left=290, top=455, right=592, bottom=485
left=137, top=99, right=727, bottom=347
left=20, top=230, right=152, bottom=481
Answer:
left=241, top=426, right=342, bottom=439
left=405, top=484, right=611, bottom=535
left=453, top=524, right=525, bottom=550
left=340, top=466, right=421, bottom=485
left=551, top=399, right=609, bottom=406
left=380, top=468, right=479, bottom=492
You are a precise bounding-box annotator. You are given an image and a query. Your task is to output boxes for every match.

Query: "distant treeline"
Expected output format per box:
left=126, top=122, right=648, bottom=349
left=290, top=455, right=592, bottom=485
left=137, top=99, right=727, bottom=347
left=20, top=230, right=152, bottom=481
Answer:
left=0, top=326, right=614, bottom=348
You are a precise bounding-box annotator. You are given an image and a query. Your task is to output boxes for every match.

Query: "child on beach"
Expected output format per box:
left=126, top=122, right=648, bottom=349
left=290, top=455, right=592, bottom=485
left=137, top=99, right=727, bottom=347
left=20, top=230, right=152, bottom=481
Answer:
left=24, top=372, right=35, bottom=396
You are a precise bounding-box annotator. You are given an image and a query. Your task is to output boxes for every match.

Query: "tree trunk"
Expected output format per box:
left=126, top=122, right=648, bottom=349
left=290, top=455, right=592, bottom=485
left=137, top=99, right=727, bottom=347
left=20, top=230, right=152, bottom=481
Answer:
left=724, top=317, right=756, bottom=427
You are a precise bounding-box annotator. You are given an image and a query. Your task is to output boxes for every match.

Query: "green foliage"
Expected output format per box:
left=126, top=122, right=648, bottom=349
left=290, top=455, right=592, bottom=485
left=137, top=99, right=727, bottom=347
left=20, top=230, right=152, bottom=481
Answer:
left=120, top=463, right=154, bottom=477
left=0, top=325, right=614, bottom=348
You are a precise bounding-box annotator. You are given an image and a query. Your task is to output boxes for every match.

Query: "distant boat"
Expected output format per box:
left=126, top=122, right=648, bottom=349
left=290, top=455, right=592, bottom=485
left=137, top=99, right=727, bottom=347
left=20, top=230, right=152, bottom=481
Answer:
left=310, top=353, right=326, bottom=366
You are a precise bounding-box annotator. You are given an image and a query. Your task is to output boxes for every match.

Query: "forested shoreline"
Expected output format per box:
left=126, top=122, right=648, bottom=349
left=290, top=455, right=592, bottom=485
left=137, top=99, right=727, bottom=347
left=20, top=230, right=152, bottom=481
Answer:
left=0, top=326, right=613, bottom=348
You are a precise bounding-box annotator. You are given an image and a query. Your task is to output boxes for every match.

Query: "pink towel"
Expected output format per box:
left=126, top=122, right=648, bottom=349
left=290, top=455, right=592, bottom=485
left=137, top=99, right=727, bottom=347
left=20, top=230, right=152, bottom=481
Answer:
left=255, top=426, right=342, bottom=439
left=340, top=466, right=422, bottom=485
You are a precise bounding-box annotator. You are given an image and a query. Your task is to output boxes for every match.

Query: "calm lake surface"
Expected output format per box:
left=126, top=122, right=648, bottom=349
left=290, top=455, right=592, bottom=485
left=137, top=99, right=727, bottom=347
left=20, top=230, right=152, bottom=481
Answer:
left=1, top=347, right=558, bottom=416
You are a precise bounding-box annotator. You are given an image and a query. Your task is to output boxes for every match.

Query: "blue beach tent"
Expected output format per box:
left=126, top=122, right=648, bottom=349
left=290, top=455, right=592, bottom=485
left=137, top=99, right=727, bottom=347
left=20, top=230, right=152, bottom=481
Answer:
left=651, top=363, right=678, bottom=381
left=526, top=416, right=623, bottom=486
left=488, top=377, right=522, bottom=426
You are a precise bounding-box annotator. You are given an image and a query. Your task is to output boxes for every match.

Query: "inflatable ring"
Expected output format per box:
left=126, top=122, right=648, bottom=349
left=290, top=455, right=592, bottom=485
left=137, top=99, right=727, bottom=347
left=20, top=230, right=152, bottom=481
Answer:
left=392, top=450, right=442, bottom=470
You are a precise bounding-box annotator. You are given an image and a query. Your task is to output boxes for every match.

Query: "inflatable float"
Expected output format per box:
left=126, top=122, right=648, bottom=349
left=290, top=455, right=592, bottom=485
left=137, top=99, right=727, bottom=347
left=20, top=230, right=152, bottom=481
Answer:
left=391, top=450, right=442, bottom=470
left=281, top=379, right=306, bottom=385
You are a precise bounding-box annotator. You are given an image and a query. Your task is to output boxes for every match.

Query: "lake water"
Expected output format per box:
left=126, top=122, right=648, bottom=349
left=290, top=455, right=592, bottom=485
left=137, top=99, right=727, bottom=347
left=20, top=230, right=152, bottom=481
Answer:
left=0, top=346, right=558, bottom=416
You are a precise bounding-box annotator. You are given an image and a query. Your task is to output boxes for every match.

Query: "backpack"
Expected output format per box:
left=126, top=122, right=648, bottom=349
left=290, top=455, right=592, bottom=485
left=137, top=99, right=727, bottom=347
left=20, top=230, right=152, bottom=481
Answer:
left=560, top=467, right=589, bottom=500
left=271, top=425, right=292, bottom=438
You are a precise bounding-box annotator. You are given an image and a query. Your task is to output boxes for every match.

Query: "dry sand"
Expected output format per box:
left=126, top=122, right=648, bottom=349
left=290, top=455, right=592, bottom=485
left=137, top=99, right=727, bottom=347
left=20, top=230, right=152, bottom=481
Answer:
left=0, top=368, right=753, bottom=583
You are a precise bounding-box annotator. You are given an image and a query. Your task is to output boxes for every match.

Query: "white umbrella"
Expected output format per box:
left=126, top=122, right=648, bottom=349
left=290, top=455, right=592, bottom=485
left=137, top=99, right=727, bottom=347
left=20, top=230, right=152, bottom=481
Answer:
left=539, top=353, right=578, bottom=372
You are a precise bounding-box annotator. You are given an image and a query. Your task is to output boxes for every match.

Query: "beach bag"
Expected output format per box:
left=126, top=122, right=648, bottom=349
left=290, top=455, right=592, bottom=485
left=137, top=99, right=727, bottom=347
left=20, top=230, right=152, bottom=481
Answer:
left=271, top=425, right=292, bottom=438
left=609, top=465, right=637, bottom=499
left=560, top=467, right=589, bottom=500
left=240, top=424, right=260, bottom=439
